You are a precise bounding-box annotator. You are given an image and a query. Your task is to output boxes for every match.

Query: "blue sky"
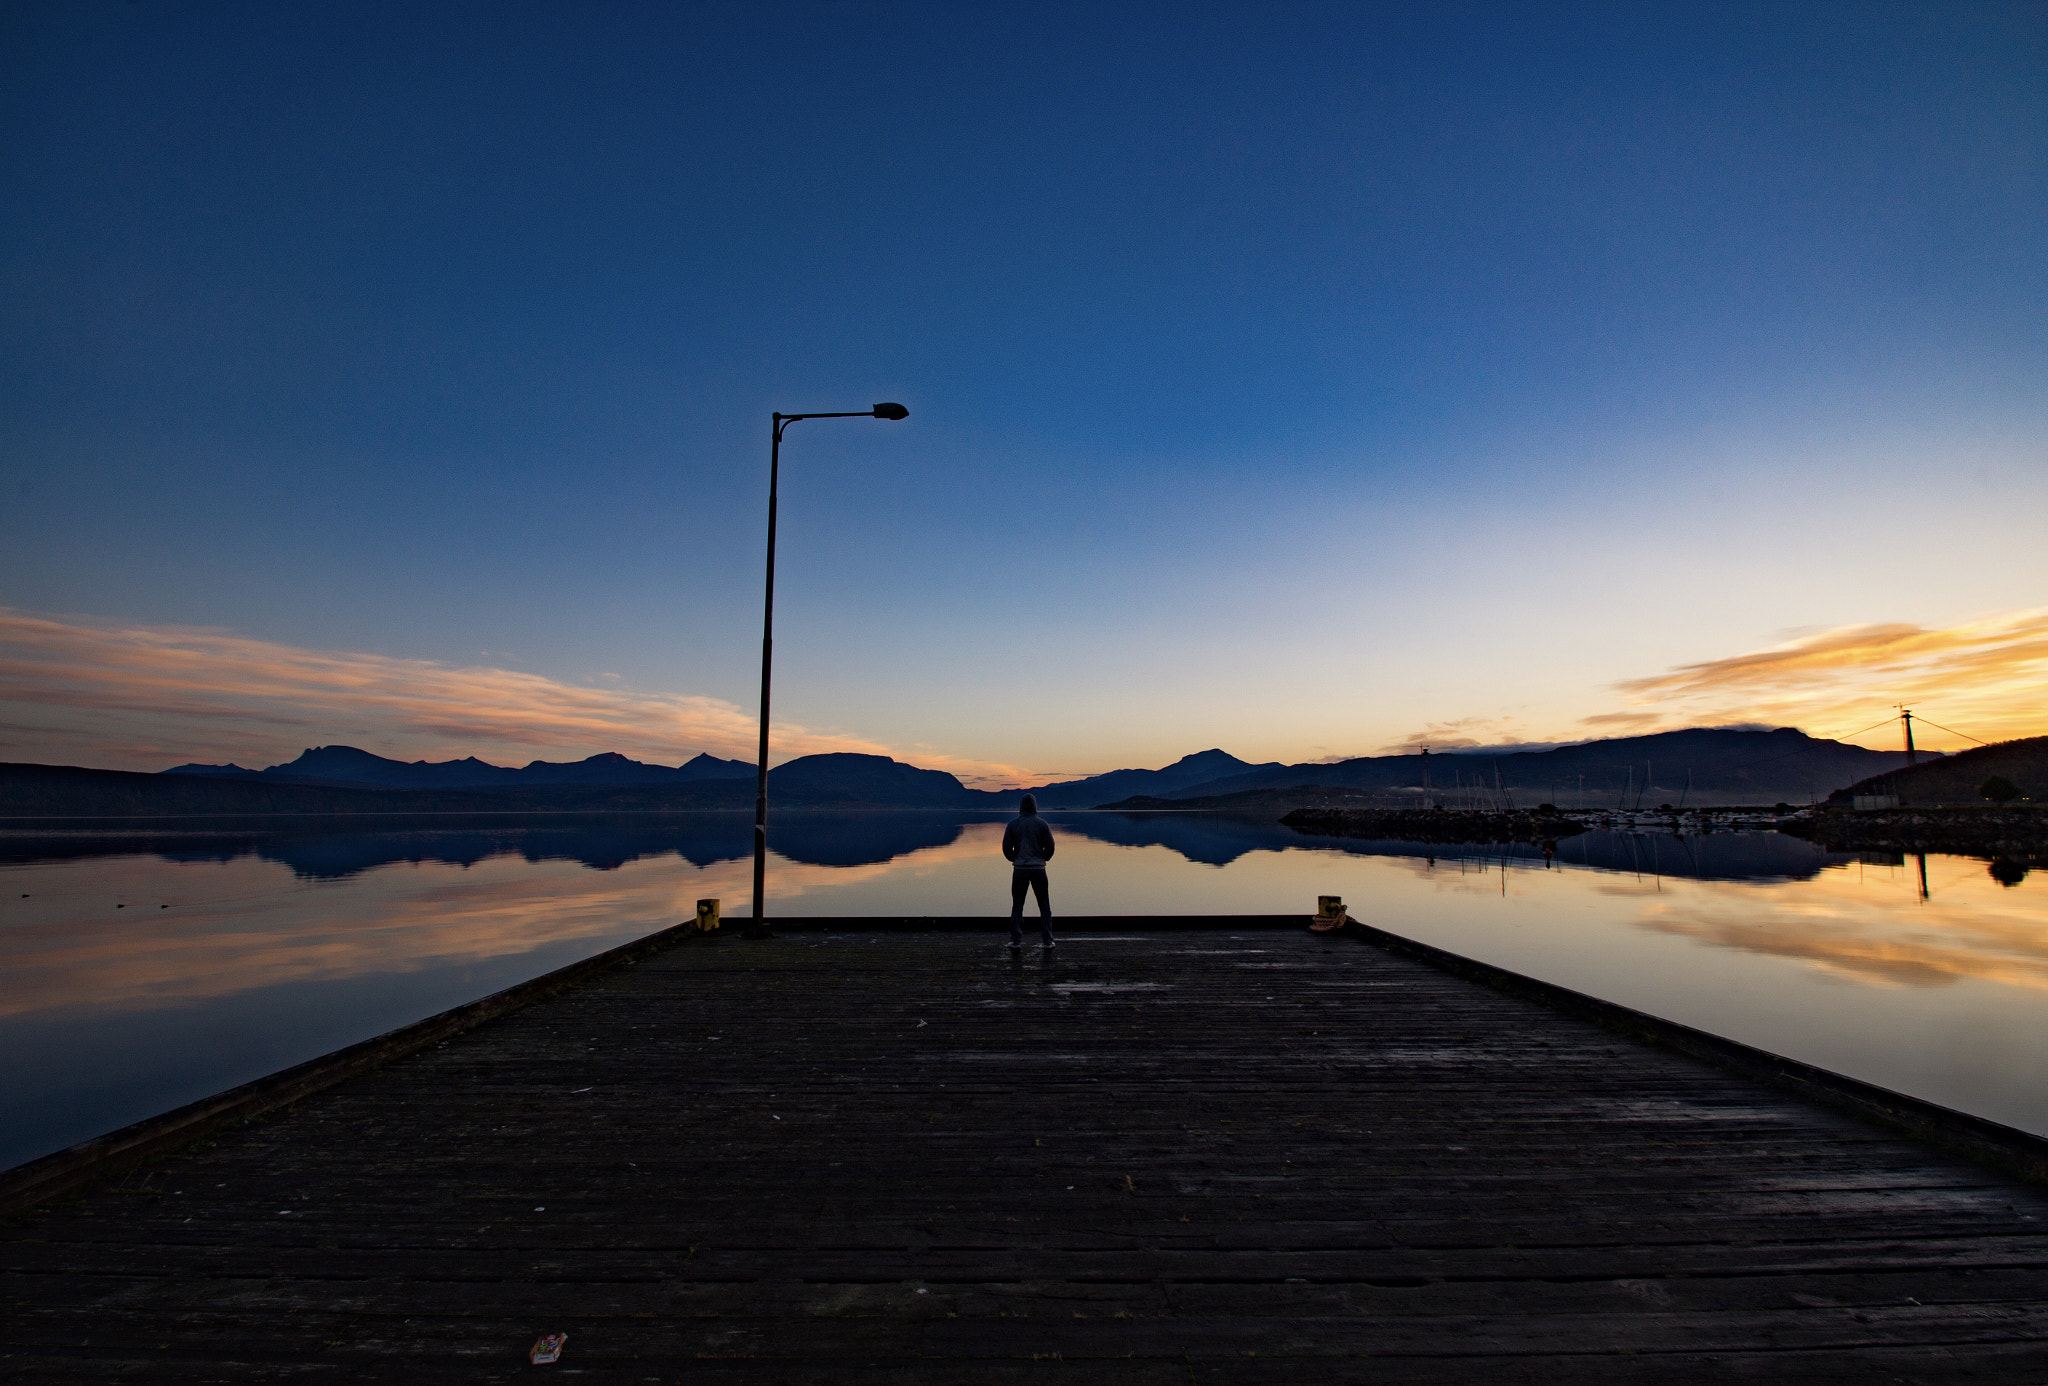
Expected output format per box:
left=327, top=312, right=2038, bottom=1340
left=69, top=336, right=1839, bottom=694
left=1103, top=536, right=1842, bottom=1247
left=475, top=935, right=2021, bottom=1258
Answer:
left=2, top=1, right=2044, bottom=783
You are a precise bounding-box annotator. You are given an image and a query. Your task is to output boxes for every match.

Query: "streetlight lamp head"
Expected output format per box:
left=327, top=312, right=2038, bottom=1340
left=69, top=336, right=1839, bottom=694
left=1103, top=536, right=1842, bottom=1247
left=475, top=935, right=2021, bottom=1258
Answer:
left=872, top=402, right=909, bottom=420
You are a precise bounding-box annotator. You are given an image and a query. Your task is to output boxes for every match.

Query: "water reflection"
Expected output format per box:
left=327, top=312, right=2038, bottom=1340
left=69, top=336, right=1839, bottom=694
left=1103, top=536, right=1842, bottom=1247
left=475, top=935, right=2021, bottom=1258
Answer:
left=1073, top=812, right=1863, bottom=881
left=1631, top=870, right=2048, bottom=992
left=1057, top=812, right=1302, bottom=866
left=0, top=812, right=1880, bottom=883
left=0, top=812, right=974, bottom=879
left=1989, top=858, right=2035, bottom=888
left=3, top=811, right=2045, bottom=1171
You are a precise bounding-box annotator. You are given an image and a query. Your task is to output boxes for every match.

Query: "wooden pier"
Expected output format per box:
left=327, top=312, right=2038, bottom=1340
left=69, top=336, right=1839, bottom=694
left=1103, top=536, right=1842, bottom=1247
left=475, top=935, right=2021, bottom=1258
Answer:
left=6, top=924, right=2048, bottom=1381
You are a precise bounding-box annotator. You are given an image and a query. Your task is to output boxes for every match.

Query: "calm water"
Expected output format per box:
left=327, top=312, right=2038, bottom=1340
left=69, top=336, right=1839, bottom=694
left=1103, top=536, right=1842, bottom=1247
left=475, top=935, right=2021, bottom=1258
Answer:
left=3, top=811, right=2044, bottom=1171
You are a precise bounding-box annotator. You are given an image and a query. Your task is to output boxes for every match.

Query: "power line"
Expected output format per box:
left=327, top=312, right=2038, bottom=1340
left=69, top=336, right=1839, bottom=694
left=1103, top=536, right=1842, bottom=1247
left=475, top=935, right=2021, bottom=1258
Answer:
left=1709, top=713, right=1943, bottom=779
left=1717, top=719, right=1898, bottom=775
left=1907, top=715, right=1990, bottom=747
left=1816, top=715, right=1904, bottom=744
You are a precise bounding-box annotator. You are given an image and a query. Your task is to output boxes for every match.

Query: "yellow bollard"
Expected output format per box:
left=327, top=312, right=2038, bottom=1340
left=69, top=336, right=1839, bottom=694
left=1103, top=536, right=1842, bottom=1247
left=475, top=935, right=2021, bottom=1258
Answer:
left=695, top=898, right=721, bottom=932
left=1310, top=895, right=1350, bottom=933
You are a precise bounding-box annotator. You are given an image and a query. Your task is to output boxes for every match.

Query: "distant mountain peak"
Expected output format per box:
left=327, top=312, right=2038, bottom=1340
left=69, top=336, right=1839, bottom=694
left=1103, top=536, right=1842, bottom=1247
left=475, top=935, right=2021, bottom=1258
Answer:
left=1023, top=748, right=1283, bottom=808
left=1170, top=749, right=1246, bottom=768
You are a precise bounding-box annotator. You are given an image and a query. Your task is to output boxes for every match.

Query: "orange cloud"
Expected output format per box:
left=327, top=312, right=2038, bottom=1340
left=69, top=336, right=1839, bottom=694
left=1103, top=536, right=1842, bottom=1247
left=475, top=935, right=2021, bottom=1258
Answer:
left=1600, top=609, right=2048, bottom=749
left=0, top=608, right=1035, bottom=784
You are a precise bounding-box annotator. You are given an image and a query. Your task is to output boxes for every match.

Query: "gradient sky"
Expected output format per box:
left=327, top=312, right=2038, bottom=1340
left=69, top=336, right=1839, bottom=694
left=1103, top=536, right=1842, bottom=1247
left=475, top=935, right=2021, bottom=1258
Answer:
left=2, top=1, right=2044, bottom=785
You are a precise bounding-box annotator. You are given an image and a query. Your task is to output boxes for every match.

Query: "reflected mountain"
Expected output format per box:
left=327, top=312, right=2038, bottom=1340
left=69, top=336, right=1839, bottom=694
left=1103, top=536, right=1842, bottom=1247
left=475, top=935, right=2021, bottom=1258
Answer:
left=1047, top=811, right=1304, bottom=866
left=0, top=810, right=1866, bottom=884
left=0, top=812, right=989, bottom=880
left=766, top=813, right=971, bottom=867
left=1547, top=829, right=1862, bottom=881
left=1058, top=812, right=1863, bottom=881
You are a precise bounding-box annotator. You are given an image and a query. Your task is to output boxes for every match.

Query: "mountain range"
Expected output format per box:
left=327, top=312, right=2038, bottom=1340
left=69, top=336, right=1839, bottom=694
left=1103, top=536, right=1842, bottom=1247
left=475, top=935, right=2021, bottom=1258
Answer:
left=2, top=753, right=968, bottom=817
left=0, top=726, right=1932, bottom=818
left=1085, top=727, right=1928, bottom=809
left=164, top=746, right=759, bottom=789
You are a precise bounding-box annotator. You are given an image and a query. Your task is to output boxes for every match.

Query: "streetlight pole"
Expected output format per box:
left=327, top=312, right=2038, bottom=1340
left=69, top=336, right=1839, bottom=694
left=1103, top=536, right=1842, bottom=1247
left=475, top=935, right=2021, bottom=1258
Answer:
left=748, top=402, right=910, bottom=938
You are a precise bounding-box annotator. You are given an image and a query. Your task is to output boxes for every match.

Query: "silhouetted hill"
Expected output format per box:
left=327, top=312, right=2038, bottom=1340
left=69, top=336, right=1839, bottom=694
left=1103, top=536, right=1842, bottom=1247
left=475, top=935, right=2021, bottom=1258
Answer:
left=1028, top=750, right=1281, bottom=808
left=1100, top=786, right=1392, bottom=812
left=5, top=751, right=981, bottom=817
left=2, top=762, right=756, bottom=816
left=1134, top=728, right=1923, bottom=808
left=1827, top=736, right=2048, bottom=805
left=518, top=751, right=755, bottom=786
left=164, top=745, right=756, bottom=790
left=765, top=753, right=990, bottom=808
left=676, top=752, right=759, bottom=781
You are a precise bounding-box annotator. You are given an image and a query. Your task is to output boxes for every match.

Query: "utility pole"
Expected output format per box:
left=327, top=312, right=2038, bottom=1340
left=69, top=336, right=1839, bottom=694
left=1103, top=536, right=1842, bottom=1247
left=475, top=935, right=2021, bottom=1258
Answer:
left=1901, top=708, right=1917, bottom=765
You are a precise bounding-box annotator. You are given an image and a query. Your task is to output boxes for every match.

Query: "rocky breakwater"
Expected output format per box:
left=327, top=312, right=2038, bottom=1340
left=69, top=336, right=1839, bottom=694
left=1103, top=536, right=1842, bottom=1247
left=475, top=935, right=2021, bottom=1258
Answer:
left=1779, top=805, right=2048, bottom=859
left=1280, top=807, right=1587, bottom=846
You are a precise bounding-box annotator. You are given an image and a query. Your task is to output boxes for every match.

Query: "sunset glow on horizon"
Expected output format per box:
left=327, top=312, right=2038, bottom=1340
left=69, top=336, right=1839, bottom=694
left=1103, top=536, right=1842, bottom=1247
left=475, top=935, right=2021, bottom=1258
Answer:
left=0, top=601, right=2037, bottom=783
left=1, top=3, right=2041, bottom=779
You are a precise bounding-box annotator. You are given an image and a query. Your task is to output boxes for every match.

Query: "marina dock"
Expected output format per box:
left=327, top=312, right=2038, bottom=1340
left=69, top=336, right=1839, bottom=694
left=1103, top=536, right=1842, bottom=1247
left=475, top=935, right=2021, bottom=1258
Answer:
left=6, top=923, right=2048, bottom=1381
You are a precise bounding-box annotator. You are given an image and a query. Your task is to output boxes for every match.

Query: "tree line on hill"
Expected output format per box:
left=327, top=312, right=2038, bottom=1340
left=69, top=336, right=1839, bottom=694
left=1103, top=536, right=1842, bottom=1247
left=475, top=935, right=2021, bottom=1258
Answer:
left=1828, top=736, right=2047, bottom=807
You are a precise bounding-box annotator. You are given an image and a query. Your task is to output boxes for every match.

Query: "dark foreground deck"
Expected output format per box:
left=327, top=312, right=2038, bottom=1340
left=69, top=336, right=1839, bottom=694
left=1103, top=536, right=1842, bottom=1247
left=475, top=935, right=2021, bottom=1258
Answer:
left=7, top=927, right=2048, bottom=1382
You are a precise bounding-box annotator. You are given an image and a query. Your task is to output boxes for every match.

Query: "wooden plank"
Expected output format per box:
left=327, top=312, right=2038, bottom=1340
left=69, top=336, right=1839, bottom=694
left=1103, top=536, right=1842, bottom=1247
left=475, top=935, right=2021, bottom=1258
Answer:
left=6, top=928, right=2048, bottom=1381
left=1343, top=920, right=2048, bottom=1183
left=0, top=923, right=705, bottom=1213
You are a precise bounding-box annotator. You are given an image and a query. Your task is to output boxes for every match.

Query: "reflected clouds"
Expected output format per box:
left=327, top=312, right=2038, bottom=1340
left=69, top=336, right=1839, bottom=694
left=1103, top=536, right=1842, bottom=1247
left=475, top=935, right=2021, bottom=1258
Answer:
left=0, top=852, right=723, bottom=1022
left=5, top=816, right=2042, bottom=1035
left=1632, top=870, right=2048, bottom=991
left=0, top=829, right=1006, bottom=1024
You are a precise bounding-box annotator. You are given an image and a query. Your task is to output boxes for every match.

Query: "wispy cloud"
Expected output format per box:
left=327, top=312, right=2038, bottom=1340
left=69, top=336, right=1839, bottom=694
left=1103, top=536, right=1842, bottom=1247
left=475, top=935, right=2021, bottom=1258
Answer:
left=1376, top=717, right=1580, bottom=757
left=1599, top=609, right=2048, bottom=749
left=0, top=608, right=1036, bottom=783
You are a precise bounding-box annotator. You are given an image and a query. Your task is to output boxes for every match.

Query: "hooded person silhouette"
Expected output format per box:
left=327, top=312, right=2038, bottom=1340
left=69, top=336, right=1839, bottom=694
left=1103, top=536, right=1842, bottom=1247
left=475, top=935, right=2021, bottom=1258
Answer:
left=1001, top=794, right=1055, bottom=948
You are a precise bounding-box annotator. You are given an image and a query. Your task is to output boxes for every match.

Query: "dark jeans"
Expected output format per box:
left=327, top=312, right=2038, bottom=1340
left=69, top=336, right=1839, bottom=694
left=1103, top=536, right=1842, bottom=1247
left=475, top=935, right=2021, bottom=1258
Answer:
left=1009, top=867, right=1052, bottom=944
